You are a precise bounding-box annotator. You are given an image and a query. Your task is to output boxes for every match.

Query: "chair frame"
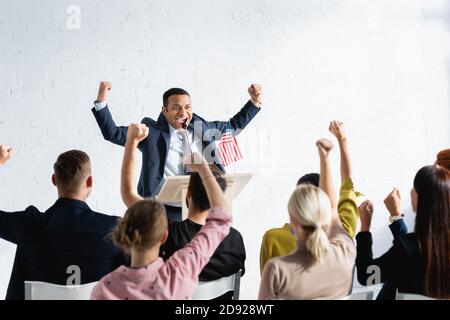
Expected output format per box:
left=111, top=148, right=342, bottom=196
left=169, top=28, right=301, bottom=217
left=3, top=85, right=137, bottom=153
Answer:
left=192, top=270, right=242, bottom=300
left=24, top=281, right=98, bottom=300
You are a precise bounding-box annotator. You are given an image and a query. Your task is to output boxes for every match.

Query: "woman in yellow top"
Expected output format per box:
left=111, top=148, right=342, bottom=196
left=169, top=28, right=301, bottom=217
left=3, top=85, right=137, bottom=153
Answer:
left=259, top=121, right=359, bottom=300
left=259, top=173, right=320, bottom=274
left=259, top=122, right=361, bottom=274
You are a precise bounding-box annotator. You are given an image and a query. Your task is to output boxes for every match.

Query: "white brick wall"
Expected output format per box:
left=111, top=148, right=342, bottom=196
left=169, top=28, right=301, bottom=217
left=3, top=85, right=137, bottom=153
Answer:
left=0, top=0, right=449, bottom=299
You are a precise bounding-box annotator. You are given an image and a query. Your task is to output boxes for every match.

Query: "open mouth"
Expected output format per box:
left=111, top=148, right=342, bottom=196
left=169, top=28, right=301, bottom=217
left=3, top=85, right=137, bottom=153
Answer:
left=176, top=117, right=188, bottom=129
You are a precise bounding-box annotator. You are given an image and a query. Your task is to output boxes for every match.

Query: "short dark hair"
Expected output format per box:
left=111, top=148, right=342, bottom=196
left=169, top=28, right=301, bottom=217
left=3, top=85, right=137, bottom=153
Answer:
left=188, top=165, right=227, bottom=212
left=163, top=88, right=190, bottom=108
left=297, top=173, right=320, bottom=187
left=53, top=150, right=91, bottom=192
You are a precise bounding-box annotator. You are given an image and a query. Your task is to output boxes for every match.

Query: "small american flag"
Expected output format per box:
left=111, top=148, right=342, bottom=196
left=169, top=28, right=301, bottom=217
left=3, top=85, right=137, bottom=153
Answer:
left=217, top=131, right=243, bottom=166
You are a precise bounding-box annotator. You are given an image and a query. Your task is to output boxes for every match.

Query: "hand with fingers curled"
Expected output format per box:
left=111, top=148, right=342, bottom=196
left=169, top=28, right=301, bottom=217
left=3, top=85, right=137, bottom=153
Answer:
left=0, top=145, right=14, bottom=165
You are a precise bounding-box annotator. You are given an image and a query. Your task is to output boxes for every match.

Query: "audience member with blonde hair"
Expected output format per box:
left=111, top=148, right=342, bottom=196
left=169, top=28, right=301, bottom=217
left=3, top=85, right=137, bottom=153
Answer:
left=259, top=121, right=358, bottom=299
left=91, top=124, right=232, bottom=300
left=259, top=173, right=320, bottom=274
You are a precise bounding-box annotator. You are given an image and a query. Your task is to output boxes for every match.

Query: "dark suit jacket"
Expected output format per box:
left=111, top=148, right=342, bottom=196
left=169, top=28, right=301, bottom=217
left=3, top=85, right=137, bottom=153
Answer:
left=376, top=219, right=408, bottom=300
left=92, top=100, right=261, bottom=198
left=356, top=229, right=425, bottom=299
left=0, top=198, right=126, bottom=300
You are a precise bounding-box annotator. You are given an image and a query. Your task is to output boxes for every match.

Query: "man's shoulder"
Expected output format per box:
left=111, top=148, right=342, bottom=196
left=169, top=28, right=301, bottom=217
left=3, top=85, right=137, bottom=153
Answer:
left=192, top=113, right=205, bottom=121
left=23, top=205, right=44, bottom=214
left=18, top=205, right=47, bottom=220
left=263, top=225, right=292, bottom=238
left=141, top=117, right=158, bottom=127
left=90, top=210, right=121, bottom=224
left=229, top=226, right=244, bottom=239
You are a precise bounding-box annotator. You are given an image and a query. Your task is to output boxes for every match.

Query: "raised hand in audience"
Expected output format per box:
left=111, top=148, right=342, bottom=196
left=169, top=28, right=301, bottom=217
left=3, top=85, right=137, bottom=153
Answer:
left=316, top=138, right=334, bottom=159
left=384, top=188, right=402, bottom=217
left=329, top=120, right=346, bottom=140
left=316, top=138, right=338, bottom=218
left=328, top=120, right=359, bottom=237
left=358, top=200, right=374, bottom=232
left=0, top=145, right=14, bottom=165
left=329, top=120, right=352, bottom=182
left=120, top=123, right=149, bottom=207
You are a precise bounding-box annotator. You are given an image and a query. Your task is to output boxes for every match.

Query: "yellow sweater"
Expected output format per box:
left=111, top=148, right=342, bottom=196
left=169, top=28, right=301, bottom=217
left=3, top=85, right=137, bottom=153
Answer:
left=259, top=178, right=359, bottom=273
left=259, top=223, right=296, bottom=274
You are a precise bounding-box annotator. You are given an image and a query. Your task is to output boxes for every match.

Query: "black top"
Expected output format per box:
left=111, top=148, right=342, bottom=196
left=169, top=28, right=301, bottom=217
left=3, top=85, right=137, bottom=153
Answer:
left=160, top=219, right=246, bottom=288
left=356, top=231, right=425, bottom=298
left=0, top=198, right=127, bottom=300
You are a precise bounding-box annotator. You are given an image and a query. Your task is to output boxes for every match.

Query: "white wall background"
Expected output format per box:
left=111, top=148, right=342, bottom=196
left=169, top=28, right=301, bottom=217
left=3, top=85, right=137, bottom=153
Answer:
left=0, top=0, right=449, bottom=299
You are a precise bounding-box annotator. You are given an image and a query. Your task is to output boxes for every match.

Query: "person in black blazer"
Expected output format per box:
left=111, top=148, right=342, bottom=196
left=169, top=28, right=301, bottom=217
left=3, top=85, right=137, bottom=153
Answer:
left=0, top=148, right=126, bottom=300
left=91, top=81, right=262, bottom=221
left=356, top=165, right=450, bottom=299
left=358, top=198, right=409, bottom=300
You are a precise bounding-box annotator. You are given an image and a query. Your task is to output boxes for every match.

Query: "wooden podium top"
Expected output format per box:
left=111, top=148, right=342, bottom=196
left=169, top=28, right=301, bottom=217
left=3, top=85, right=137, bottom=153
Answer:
left=156, top=173, right=252, bottom=203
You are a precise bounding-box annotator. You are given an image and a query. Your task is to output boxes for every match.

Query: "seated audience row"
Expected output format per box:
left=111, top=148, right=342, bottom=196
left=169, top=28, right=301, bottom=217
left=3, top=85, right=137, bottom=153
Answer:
left=0, top=129, right=448, bottom=300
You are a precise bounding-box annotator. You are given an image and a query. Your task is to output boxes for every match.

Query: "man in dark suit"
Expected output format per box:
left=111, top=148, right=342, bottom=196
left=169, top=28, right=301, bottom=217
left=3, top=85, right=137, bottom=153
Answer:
left=0, top=148, right=126, bottom=300
left=91, top=81, right=262, bottom=221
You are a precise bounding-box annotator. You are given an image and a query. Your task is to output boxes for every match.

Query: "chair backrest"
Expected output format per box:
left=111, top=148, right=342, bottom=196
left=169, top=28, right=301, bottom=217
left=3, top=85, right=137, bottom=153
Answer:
left=340, top=290, right=374, bottom=300
left=192, top=270, right=241, bottom=300
left=24, top=281, right=98, bottom=300
left=396, top=292, right=436, bottom=300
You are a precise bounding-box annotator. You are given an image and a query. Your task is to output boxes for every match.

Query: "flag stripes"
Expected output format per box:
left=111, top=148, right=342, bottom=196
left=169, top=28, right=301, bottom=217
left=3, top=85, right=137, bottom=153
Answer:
left=217, top=132, right=243, bottom=166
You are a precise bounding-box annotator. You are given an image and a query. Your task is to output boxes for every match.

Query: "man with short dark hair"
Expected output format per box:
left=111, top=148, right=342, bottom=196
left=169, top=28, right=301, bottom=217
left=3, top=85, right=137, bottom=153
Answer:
left=0, top=148, right=126, bottom=300
left=160, top=166, right=246, bottom=299
left=92, top=81, right=262, bottom=221
left=120, top=127, right=246, bottom=299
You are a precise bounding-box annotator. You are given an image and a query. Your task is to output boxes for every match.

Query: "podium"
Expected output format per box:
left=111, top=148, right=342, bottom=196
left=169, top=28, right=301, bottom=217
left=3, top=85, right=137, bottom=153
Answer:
left=156, top=173, right=253, bottom=221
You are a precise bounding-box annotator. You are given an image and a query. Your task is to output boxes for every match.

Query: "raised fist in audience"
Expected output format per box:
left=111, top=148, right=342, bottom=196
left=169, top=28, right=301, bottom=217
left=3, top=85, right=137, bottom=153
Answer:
left=315, top=138, right=334, bottom=158
left=358, top=200, right=374, bottom=232
left=97, top=81, right=112, bottom=103
left=384, top=188, right=402, bottom=216
left=329, top=120, right=346, bottom=141
left=0, top=145, right=14, bottom=165
left=127, top=123, right=149, bottom=143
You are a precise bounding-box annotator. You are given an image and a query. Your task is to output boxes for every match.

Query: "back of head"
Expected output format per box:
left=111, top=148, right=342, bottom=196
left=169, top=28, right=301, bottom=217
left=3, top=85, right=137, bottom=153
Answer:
left=297, top=173, right=320, bottom=187
left=113, top=200, right=168, bottom=252
left=436, top=148, right=450, bottom=170
left=188, top=165, right=227, bottom=212
left=163, top=88, right=190, bottom=108
left=413, top=165, right=450, bottom=298
left=288, top=184, right=332, bottom=264
left=53, top=150, right=91, bottom=193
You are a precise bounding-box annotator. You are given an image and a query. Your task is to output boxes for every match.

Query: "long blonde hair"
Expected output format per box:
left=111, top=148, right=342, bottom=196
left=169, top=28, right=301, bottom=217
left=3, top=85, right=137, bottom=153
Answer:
left=288, top=184, right=332, bottom=264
